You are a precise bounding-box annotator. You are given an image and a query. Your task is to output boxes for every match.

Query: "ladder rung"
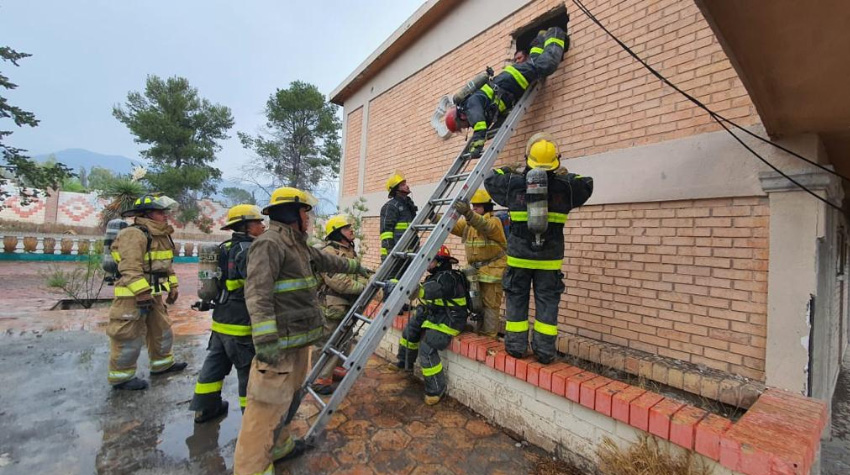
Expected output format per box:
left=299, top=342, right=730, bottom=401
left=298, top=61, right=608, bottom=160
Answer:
left=327, top=347, right=349, bottom=362
left=413, top=224, right=436, bottom=231
left=392, top=251, right=417, bottom=259
left=353, top=313, right=372, bottom=323
left=446, top=172, right=470, bottom=182
left=306, top=386, right=327, bottom=407
left=430, top=198, right=453, bottom=205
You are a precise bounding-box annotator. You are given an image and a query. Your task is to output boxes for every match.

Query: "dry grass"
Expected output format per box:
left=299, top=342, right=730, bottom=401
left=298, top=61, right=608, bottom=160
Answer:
left=597, top=435, right=712, bottom=475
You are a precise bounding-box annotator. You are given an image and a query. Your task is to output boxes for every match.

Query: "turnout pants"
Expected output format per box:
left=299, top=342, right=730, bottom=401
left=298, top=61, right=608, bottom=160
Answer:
left=478, top=281, right=504, bottom=337
left=106, top=296, right=176, bottom=384
left=396, top=307, right=453, bottom=397
left=190, top=332, right=255, bottom=413
left=502, top=266, right=565, bottom=362
left=234, top=346, right=309, bottom=475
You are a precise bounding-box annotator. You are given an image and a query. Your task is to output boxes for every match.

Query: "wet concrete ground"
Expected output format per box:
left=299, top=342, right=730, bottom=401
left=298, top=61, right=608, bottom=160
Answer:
left=823, top=352, right=850, bottom=475
left=0, top=262, right=572, bottom=474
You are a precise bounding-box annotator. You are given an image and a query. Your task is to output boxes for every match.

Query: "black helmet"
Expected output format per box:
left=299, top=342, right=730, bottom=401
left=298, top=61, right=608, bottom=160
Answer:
left=121, top=194, right=173, bottom=217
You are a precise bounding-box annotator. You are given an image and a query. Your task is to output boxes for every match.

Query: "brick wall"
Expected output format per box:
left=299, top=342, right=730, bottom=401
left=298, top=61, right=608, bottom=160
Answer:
left=343, top=107, right=363, bottom=196
left=349, top=0, right=759, bottom=197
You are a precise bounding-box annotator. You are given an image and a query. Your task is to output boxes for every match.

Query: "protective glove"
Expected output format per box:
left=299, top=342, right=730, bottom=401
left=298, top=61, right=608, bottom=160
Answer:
left=136, top=291, right=153, bottom=316
left=453, top=200, right=474, bottom=220
left=166, top=288, right=179, bottom=305
left=255, top=340, right=283, bottom=365
left=553, top=166, right=569, bottom=176
left=356, top=263, right=374, bottom=278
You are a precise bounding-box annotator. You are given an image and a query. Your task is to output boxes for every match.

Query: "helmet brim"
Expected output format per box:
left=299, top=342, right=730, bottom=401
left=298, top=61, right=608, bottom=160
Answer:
left=526, top=157, right=560, bottom=171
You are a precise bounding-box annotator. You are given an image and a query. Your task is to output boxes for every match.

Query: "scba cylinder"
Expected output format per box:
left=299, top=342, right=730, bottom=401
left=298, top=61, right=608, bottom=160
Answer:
left=197, top=243, right=221, bottom=302
left=101, top=219, right=128, bottom=278
left=525, top=167, right=549, bottom=250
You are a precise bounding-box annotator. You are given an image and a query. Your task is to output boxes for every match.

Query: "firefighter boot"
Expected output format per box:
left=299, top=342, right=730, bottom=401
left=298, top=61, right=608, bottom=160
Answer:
left=276, top=439, right=309, bottom=463
left=312, top=378, right=338, bottom=395
left=113, top=377, right=149, bottom=391
left=195, top=400, right=229, bottom=424
left=152, top=361, right=188, bottom=376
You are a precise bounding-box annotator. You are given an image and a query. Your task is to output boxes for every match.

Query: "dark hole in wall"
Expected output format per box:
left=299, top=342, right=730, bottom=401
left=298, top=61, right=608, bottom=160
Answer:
left=513, top=4, right=570, bottom=54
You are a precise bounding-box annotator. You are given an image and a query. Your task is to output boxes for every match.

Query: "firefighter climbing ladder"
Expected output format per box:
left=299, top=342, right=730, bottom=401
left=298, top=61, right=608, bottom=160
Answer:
left=290, top=82, right=542, bottom=445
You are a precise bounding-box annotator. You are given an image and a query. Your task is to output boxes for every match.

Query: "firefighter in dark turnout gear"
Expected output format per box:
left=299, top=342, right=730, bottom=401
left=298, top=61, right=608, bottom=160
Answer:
left=391, top=246, right=469, bottom=405
left=312, top=215, right=369, bottom=395
left=445, top=26, right=568, bottom=157
left=190, top=204, right=266, bottom=423
left=380, top=172, right=419, bottom=264
left=484, top=133, right=593, bottom=364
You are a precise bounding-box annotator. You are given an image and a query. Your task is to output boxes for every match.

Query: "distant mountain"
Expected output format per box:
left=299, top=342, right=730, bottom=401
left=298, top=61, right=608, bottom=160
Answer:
left=33, top=148, right=143, bottom=174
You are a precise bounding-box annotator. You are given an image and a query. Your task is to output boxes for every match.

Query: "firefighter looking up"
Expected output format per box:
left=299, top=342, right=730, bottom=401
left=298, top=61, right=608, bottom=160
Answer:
left=445, top=26, right=568, bottom=157
left=234, top=187, right=372, bottom=474
left=450, top=189, right=507, bottom=337
left=380, top=172, right=419, bottom=265
left=484, top=133, right=594, bottom=364
left=390, top=245, right=470, bottom=405
left=190, top=204, right=266, bottom=423
left=107, top=194, right=187, bottom=390
left=311, top=215, right=370, bottom=395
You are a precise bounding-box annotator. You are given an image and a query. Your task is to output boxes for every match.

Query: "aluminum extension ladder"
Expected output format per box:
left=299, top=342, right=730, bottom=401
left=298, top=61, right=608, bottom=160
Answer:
left=289, top=82, right=542, bottom=445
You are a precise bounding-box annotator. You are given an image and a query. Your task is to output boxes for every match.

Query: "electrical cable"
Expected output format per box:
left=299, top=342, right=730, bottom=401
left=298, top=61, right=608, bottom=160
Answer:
left=571, top=0, right=845, bottom=211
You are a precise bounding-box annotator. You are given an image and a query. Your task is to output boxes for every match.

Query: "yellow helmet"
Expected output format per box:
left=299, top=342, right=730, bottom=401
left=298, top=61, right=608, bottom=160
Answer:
left=325, top=214, right=353, bottom=239
left=262, top=187, right=318, bottom=215
left=386, top=172, right=406, bottom=195
left=525, top=132, right=560, bottom=171
left=221, top=204, right=263, bottom=230
left=470, top=189, right=492, bottom=205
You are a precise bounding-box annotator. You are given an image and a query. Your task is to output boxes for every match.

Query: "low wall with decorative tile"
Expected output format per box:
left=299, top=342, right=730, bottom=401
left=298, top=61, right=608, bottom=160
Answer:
left=375, top=316, right=828, bottom=475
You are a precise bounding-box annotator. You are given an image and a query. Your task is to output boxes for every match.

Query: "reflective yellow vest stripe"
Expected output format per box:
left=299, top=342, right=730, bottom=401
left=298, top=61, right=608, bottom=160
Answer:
left=473, top=121, right=488, bottom=131
left=421, top=362, right=443, bottom=377
left=380, top=231, right=394, bottom=240
left=508, top=211, right=568, bottom=223
left=479, top=274, right=502, bottom=283
left=480, top=85, right=506, bottom=112
left=381, top=248, right=388, bottom=256
left=251, top=320, right=278, bottom=337
left=506, top=256, right=563, bottom=270
left=127, top=278, right=151, bottom=294
left=112, top=250, right=174, bottom=262
left=194, top=380, right=224, bottom=394
left=503, top=65, right=529, bottom=90
left=495, top=168, right=505, bottom=175
left=422, top=320, right=460, bottom=336
left=533, top=319, right=559, bottom=336
left=530, top=46, right=544, bottom=55
left=423, top=297, right=468, bottom=307
left=394, top=222, right=409, bottom=231
left=278, top=326, right=324, bottom=349
left=399, top=337, right=420, bottom=350
left=274, top=275, right=318, bottom=293
left=505, top=320, right=530, bottom=333
left=225, top=279, right=245, bottom=291
left=212, top=321, right=252, bottom=337
left=545, top=37, right=565, bottom=49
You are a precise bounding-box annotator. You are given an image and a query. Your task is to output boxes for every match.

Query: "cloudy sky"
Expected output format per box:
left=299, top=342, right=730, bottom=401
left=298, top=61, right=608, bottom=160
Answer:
left=1, top=0, right=424, bottom=183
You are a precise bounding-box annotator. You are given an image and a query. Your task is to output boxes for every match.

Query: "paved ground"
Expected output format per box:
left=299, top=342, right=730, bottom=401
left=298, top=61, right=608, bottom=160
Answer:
left=823, top=352, right=850, bottom=475
left=0, top=262, right=576, bottom=474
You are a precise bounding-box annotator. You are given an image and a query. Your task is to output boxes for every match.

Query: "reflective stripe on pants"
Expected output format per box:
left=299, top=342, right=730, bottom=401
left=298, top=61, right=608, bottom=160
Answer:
left=502, top=266, right=564, bottom=361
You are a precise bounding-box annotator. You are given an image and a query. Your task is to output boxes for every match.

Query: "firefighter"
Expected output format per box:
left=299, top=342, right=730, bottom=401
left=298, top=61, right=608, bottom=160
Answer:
left=107, top=194, right=187, bottom=390
left=380, top=172, right=419, bottom=265
left=234, top=187, right=371, bottom=474
left=484, top=133, right=593, bottom=364
left=445, top=26, right=568, bottom=157
left=390, top=245, right=469, bottom=405
left=190, top=204, right=266, bottom=423
left=311, top=215, right=369, bottom=395
left=450, top=189, right=507, bottom=337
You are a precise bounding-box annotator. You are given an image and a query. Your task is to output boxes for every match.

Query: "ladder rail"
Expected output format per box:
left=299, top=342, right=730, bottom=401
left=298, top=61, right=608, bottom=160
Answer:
left=295, top=82, right=542, bottom=444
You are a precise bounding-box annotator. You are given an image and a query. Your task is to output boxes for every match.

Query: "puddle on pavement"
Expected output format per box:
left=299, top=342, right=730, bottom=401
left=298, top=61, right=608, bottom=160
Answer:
left=158, top=406, right=241, bottom=464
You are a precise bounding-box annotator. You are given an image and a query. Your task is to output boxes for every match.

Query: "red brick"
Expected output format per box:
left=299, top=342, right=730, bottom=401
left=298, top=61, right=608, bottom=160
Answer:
left=670, top=405, right=708, bottom=449
left=695, top=414, right=732, bottom=461
left=515, top=357, right=534, bottom=381
left=648, top=398, right=685, bottom=439
left=504, top=354, right=518, bottom=377
left=579, top=377, right=613, bottom=409
left=539, top=362, right=574, bottom=392
left=484, top=346, right=505, bottom=368
left=551, top=366, right=583, bottom=397
left=595, top=381, right=630, bottom=417
left=629, top=391, right=664, bottom=431
left=494, top=350, right=507, bottom=372
left=450, top=337, right=462, bottom=354
left=461, top=336, right=490, bottom=359
left=566, top=372, right=599, bottom=403
left=476, top=341, right=502, bottom=363
left=612, top=386, right=647, bottom=423
left=526, top=362, right=545, bottom=387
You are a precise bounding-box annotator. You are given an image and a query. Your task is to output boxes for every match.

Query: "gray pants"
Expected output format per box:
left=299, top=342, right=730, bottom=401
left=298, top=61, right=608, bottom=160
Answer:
left=503, top=266, right=565, bottom=362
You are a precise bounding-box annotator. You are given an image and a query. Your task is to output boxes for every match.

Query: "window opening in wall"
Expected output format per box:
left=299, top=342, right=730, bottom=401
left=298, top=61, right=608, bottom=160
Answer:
left=512, top=4, right=570, bottom=55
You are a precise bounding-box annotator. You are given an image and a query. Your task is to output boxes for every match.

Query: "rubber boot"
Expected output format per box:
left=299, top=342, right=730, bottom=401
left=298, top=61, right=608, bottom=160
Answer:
left=112, top=377, right=149, bottom=391
left=312, top=378, right=337, bottom=395
left=424, top=389, right=446, bottom=406
left=194, top=400, right=229, bottom=423
left=152, top=361, right=188, bottom=376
